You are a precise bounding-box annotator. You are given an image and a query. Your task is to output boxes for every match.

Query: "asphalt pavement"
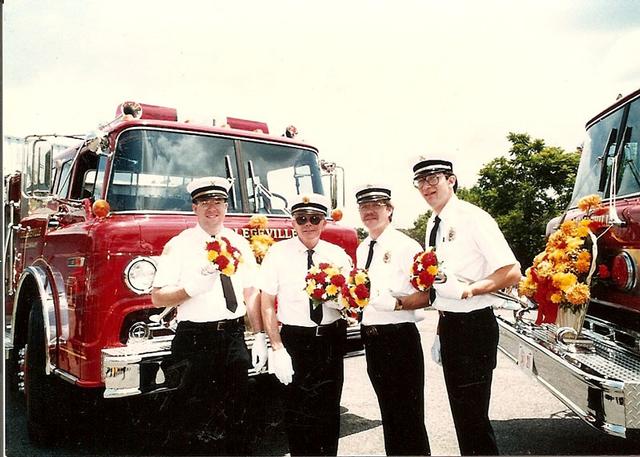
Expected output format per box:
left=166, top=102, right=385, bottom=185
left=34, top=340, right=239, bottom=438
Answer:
left=5, top=308, right=640, bottom=456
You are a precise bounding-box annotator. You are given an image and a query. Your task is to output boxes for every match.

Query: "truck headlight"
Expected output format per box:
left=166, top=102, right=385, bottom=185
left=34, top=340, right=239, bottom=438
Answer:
left=123, top=257, right=157, bottom=294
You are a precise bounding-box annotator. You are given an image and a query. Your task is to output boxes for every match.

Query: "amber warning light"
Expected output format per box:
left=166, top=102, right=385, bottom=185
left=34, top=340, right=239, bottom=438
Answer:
left=92, top=199, right=111, bottom=218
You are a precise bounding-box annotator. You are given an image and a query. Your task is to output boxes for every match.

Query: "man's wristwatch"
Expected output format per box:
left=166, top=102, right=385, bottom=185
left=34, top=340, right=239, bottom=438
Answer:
left=394, top=297, right=404, bottom=310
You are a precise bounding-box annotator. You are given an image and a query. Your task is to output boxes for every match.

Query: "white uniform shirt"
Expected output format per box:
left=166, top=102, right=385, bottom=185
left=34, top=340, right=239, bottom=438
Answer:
left=359, top=226, right=426, bottom=325
left=153, top=224, right=257, bottom=322
left=425, top=195, right=518, bottom=313
left=258, top=237, right=353, bottom=326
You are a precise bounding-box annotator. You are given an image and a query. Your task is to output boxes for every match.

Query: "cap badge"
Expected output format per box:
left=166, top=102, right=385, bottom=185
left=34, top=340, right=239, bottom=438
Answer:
left=383, top=251, right=391, bottom=263
left=302, top=196, right=310, bottom=203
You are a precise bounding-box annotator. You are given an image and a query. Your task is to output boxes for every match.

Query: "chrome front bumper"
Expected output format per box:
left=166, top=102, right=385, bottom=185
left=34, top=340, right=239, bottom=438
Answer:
left=497, top=311, right=640, bottom=438
left=102, top=324, right=364, bottom=399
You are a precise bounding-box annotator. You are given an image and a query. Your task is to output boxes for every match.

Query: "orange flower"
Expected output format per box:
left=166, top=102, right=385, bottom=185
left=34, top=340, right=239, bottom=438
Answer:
left=577, top=194, right=602, bottom=213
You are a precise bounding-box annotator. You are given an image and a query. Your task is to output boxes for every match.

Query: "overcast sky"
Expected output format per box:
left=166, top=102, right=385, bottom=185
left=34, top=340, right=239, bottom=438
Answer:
left=3, top=0, right=639, bottom=227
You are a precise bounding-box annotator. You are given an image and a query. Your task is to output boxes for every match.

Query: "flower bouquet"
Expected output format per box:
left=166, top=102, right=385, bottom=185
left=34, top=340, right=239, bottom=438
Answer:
left=247, top=215, right=275, bottom=264
left=409, top=248, right=440, bottom=292
left=206, top=236, right=243, bottom=276
left=304, top=263, right=346, bottom=308
left=518, top=194, right=606, bottom=329
left=341, top=268, right=371, bottom=312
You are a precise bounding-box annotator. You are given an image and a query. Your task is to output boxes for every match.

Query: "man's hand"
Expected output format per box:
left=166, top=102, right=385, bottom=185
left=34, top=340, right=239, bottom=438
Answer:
left=431, top=335, right=442, bottom=366
left=251, top=332, right=268, bottom=372
left=270, top=348, right=294, bottom=385
left=433, top=276, right=467, bottom=300
left=183, top=267, right=220, bottom=298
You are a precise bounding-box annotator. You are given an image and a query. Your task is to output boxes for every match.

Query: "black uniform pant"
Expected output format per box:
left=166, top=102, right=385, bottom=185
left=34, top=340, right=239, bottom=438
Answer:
left=361, top=322, right=431, bottom=456
left=280, top=321, right=347, bottom=456
left=439, top=307, right=499, bottom=456
left=161, top=319, right=252, bottom=455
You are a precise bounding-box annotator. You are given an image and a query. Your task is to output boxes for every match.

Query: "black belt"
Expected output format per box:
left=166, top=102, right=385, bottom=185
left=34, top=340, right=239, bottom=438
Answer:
left=361, top=322, right=415, bottom=338
left=281, top=320, right=344, bottom=337
left=438, top=307, right=493, bottom=318
left=178, top=317, right=244, bottom=332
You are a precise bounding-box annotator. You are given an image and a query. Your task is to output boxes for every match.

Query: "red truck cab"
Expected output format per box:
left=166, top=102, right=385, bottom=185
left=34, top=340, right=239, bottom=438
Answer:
left=4, top=102, right=360, bottom=442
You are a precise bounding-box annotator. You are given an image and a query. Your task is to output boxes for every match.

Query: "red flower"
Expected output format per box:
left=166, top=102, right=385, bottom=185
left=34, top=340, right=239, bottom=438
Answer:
left=421, top=251, right=437, bottom=267
left=206, top=240, right=221, bottom=251
left=215, top=255, right=230, bottom=270
left=318, top=262, right=331, bottom=270
left=312, top=288, right=325, bottom=300
left=314, top=272, right=328, bottom=283
left=418, top=270, right=433, bottom=285
left=354, top=284, right=369, bottom=300
left=330, top=274, right=346, bottom=287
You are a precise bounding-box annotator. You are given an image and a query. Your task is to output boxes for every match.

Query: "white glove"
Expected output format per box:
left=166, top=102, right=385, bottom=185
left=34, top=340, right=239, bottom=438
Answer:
left=324, top=301, right=343, bottom=310
left=270, top=348, right=294, bottom=385
left=183, top=268, right=220, bottom=298
left=433, top=276, right=467, bottom=300
left=369, top=297, right=397, bottom=312
left=251, top=332, right=268, bottom=372
left=431, top=335, right=442, bottom=366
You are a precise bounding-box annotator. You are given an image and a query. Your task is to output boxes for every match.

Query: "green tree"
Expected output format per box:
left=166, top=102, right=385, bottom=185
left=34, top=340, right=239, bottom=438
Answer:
left=405, top=132, right=581, bottom=268
left=403, top=211, right=431, bottom=248
left=461, top=132, right=580, bottom=267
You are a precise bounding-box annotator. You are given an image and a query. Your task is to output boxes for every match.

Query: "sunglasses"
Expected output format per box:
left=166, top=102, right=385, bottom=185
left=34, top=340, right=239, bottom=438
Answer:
left=294, top=214, right=324, bottom=225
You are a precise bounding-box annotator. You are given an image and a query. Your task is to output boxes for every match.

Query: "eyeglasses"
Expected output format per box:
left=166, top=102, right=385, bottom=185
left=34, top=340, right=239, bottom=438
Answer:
left=358, top=202, right=387, bottom=212
left=195, top=198, right=226, bottom=208
left=294, top=214, right=324, bottom=225
left=413, top=174, right=445, bottom=188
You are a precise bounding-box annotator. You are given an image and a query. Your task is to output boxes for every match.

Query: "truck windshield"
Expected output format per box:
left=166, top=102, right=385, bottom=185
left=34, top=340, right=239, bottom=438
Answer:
left=570, top=108, right=623, bottom=207
left=108, top=128, right=324, bottom=213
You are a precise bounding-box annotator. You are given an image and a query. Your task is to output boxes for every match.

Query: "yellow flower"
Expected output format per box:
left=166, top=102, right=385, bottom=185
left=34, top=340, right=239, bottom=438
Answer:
left=560, top=220, right=577, bottom=236
left=550, top=292, right=563, bottom=304
left=536, top=261, right=554, bottom=278
left=576, top=219, right=591, bottom=238
left=548, top=248, right=566, bottom=263
left=548, top=231, right=567, bottom=248
left=308, top=266, right=320, bottom=275
left=325, top=267, right=340, bottom=276
left=222, top=265, right=235, bottom=276
left=577, top=194, right=602, bottom=212
left=326, top=284, right=338, bottom=296
left=575, top=250, right=592, bottom=273
left=566, top=282, right=590, bottom=305
left=518, top=274, right=537, bottom=297
left=248, top=215, right=269, bottom=230
left=306, top=280, right=316, bottom=295
left=427, top=265, right=439, bottom=275
left=208, top=250, right=219, bottom=261
left=354, top=272, right=367, bottom=285
left=566, top=236, right=585, bottom=251
left=552, top=272, right=577, bottom=291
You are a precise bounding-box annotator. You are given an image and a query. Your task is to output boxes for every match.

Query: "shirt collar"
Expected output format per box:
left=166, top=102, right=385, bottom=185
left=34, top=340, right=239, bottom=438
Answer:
left=369, top=224, right=394, bottom=246
left=195, top=223, right=226, bottom=240
left=294, top=236, right=320, bottom=253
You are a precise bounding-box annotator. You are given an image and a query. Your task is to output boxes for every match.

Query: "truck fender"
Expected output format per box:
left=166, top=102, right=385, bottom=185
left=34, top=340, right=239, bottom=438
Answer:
left=12, top=263, right=62, bottom=375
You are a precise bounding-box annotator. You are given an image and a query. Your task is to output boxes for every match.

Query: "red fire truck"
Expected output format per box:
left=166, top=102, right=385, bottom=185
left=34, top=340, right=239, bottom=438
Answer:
left=3, top=102, right=360, bottom=442
left=497, top=88, right=640, bottom=439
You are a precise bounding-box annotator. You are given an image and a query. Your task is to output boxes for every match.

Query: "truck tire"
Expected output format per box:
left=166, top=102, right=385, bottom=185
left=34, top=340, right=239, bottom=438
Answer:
left=25, top=305, right=59, bottom=445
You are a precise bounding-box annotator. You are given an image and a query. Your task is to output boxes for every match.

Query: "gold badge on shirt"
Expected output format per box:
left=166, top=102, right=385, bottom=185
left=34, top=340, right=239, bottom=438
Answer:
left=383, top=251, right=391, bottom=263
left=448, top=227, right=456, bottom=242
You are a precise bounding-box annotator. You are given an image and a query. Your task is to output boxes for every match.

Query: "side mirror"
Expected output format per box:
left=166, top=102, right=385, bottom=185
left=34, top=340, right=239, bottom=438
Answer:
left=23, top=139, right=54, bottom=197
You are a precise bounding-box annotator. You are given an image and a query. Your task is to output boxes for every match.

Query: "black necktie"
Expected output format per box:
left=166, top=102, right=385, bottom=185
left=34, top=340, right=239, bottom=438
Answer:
left=364, top=240, right=376, bottom=269
left=213, top=236, right=238, bottom=313
left=428, top=216, right=441, bottom=304
left=308, top=249, right=323, bottom=325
